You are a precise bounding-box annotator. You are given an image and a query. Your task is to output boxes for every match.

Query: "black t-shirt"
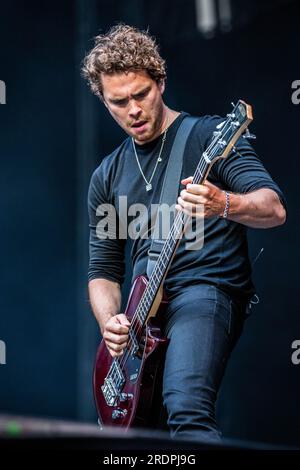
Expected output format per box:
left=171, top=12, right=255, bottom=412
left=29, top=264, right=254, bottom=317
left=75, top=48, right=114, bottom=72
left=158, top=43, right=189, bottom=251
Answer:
left=88, top=112, right=286, bottom=301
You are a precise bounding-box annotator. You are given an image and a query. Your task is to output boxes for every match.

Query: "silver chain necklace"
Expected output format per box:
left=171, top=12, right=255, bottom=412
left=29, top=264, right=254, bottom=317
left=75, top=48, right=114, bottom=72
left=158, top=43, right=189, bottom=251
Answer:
left=131, top=116, right=169, bottom=192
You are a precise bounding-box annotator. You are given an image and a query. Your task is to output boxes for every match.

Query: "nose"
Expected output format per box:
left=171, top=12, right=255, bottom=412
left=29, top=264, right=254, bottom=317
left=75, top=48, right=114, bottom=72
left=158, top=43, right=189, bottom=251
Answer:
left=128, top=100, right=142, bottom=119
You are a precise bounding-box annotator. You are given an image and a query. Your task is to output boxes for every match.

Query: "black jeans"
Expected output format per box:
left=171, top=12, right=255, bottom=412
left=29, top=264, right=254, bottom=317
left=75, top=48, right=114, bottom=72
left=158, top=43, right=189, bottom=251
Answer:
left=162, top=283, right=247, bottom=443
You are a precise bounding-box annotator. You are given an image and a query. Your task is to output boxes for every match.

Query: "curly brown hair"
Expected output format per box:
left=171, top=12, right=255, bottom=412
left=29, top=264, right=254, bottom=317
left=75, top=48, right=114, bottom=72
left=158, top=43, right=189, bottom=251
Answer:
left=81, top=24, right=166, bottom=100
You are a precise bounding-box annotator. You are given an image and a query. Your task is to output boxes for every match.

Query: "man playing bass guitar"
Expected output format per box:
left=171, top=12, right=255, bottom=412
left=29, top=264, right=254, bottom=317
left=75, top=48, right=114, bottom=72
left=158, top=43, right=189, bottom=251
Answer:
left=82, top=24, right=286, bottom=443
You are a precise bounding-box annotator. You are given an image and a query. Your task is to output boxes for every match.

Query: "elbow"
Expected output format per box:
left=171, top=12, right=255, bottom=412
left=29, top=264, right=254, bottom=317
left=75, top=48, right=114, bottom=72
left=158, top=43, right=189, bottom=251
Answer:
left=273, top=203, right=287, bottom=227
left=268, top=190, right=287, bottom=227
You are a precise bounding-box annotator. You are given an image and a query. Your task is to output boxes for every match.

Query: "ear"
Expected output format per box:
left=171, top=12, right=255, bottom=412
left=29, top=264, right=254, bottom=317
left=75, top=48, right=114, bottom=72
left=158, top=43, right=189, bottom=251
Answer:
left=158, top=79, right=165, bottom=95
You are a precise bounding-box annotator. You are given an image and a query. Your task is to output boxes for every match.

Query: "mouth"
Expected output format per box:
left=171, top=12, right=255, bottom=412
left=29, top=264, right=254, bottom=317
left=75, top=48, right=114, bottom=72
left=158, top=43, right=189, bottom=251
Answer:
left=131, top=120, right=147, bottom=130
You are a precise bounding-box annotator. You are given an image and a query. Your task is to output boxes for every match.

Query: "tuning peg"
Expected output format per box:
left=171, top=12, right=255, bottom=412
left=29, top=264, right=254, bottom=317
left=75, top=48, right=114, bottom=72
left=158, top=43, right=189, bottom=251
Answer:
left=216, top=120, right=225, bottom=129
left=243, top=128, right=256, bottom=140
left=231, top=102, right=236, bottom=108
left=218, top=139, right=227, bottom=148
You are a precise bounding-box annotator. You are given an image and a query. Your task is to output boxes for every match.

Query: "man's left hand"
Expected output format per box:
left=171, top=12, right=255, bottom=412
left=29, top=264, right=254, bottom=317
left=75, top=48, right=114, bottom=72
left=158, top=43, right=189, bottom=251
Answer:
left=175, top=176, right=225, bottom=218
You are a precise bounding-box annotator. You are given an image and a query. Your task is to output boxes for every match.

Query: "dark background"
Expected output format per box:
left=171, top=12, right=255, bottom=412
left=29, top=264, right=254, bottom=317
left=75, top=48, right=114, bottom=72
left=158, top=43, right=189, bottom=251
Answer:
left=0, top=0, right=299, bottom=446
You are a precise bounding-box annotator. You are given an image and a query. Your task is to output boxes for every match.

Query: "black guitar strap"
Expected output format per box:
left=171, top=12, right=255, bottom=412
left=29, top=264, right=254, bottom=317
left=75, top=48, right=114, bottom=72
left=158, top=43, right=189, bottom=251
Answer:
left=146, top=115, right=199, bottom=278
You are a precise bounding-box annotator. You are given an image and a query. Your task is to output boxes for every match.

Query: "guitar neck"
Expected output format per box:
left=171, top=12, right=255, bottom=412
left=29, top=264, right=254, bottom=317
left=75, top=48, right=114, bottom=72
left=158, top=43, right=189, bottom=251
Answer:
left=134, top=154, right=211, bottom=327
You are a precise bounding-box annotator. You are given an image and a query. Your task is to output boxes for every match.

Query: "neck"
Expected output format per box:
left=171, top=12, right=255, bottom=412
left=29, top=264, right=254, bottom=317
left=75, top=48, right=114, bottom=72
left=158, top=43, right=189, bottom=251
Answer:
left=160, top=106, right=180, bottom=134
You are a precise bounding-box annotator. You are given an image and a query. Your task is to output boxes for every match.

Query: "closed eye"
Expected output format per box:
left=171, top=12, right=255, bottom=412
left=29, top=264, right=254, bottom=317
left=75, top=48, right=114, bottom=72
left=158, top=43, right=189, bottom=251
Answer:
left=133, top=88, right=150, bottom=100
left=111, top=98, right=128, bottom=106
left=109, top=87, right=151, bottom=106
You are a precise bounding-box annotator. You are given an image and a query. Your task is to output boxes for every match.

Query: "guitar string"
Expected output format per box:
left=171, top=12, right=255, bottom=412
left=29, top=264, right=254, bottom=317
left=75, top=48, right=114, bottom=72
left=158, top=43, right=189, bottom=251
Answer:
left=110, top=117, right=241, bottom=384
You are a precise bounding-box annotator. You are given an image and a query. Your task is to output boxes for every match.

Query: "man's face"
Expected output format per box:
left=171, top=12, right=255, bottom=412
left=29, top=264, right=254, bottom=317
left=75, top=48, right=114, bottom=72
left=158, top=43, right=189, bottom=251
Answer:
left=101, top=70, right=166, bottom=144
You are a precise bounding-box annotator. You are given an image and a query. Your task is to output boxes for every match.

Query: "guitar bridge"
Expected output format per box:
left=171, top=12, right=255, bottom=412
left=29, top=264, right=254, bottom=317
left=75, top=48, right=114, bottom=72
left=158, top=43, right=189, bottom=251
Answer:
left=101, top=360, right=125, bottom=406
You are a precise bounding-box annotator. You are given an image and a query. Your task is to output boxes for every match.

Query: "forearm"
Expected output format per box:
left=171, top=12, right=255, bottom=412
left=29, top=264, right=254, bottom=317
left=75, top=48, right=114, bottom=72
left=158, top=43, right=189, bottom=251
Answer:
left=179, top=179, right=286, bottom=229
left=227, top=188, right=286, bottom=228
left=88, top=278, right=122, bottom=334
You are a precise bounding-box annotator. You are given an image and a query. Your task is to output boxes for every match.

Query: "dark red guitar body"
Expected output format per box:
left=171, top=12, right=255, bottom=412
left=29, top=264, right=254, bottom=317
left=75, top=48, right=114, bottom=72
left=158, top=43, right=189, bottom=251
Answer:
left=93, top=275, right=169, bottom=429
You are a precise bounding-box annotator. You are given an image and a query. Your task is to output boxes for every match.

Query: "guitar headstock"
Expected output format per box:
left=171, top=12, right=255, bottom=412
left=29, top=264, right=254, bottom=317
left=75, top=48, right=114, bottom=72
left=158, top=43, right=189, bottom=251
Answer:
left=208, top=100, right=253, bottom=165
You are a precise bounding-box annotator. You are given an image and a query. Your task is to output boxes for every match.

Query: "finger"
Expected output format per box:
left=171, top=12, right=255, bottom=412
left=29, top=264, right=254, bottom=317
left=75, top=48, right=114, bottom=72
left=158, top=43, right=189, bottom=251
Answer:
left=176, top=200, right=204, bottom=217
left=106, top=340, right=127, bottom=353
left=179, top=190, right=207, bottom=204
left=108, top=347, right=125, bottom=358
left=117, top=313, right=131, bottom=327
left=178, top=196, right=205, bottom=210
left=176, top=198, right=193, bottom=216
left=185, top=184, right=209, bottom=196
left=176, top=198, right=195, bottom=216
left=103, top=331, right=128, bottom=345
left=181, top=176, right=193, bottom=185
left=107, top=322, right=129, bottom=335
left=181, top=206, right=195, bottom=217
left=105, top=341, right=127, bottom=352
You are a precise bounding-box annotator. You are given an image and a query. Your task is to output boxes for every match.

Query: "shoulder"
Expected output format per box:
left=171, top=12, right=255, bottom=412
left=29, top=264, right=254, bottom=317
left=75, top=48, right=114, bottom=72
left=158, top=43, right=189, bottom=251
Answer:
left=88, top=138, right=130, bottom=203
left=183, top=113, right=226, bottom=150
left=192, top=114, right=225, bottom=137
left=93, top=137, right=130, bottom=182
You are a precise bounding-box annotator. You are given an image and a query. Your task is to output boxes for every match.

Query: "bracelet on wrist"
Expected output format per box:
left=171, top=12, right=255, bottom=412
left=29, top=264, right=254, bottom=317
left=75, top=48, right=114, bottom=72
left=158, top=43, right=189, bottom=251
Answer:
left=222, top=191, right=230, bottom=219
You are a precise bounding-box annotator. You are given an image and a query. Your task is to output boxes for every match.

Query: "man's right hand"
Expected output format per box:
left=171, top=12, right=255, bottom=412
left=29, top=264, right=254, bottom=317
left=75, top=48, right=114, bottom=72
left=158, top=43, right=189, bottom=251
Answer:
left=102, top=313, right=130, bottom=357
